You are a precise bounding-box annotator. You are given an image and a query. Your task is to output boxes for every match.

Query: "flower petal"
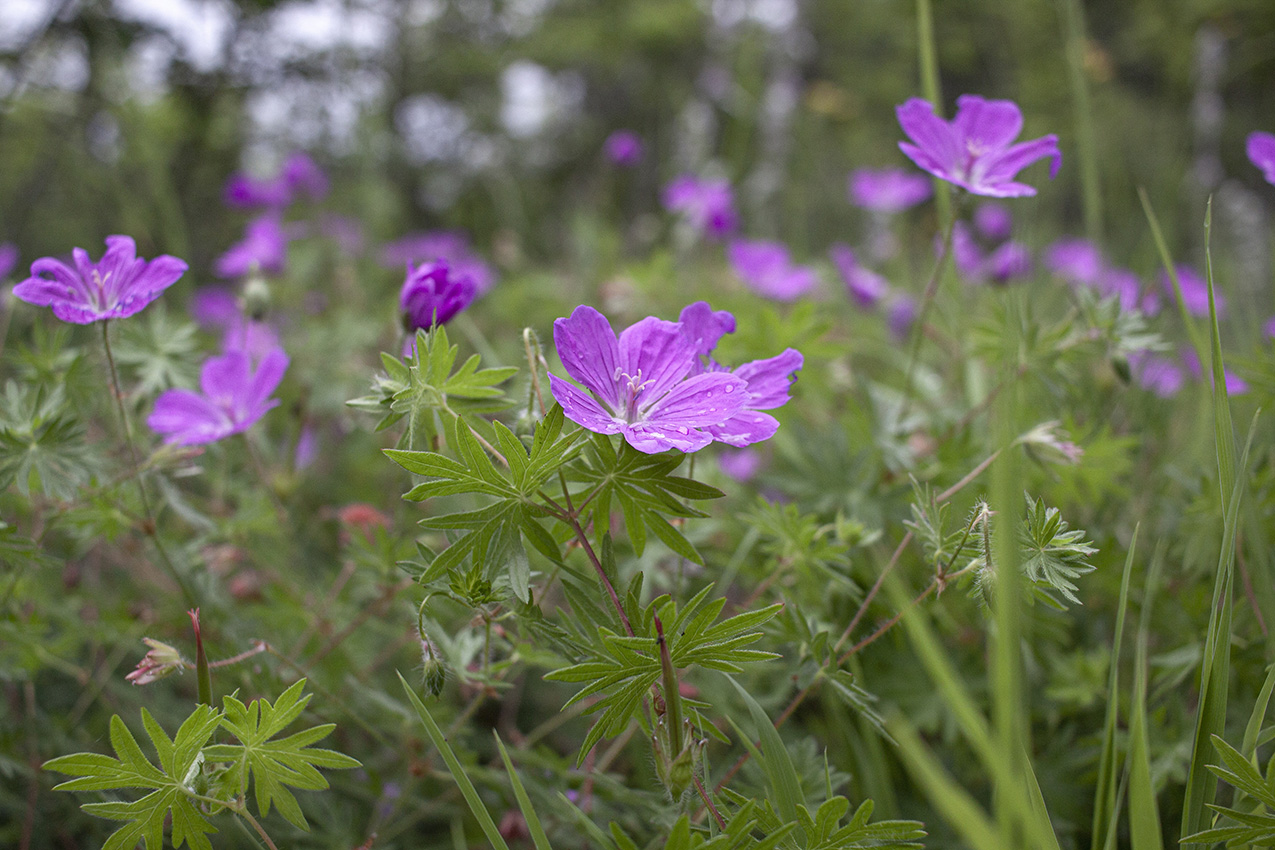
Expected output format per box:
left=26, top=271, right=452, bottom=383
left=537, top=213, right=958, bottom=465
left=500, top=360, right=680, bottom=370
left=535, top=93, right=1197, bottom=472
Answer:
left=623, top=422, right=714, bottom=454
left=640, top=371, right=747, bottom=428
left=896, top=98, right=961, bottom=179
left=199, top=351, right=252, bottom=406
left=678, top=301, right=736, bottom=360
left=553, top=305, right=621, bottom=409
left=952, top=95, right=1023, bottom=152
left=247, top=347, right=290, bottom=410
left=618, top=316, right=696, bottom=409
left=549, top=374, right=623, bottom=435
left=976, top=134, right=1062, bottom=189
left=1247, top=131, right=1275, bottom=183
left=732, top=349, right=803, bottom=410
left=706, top=410, right=780, bottom=447
left=148, top=389, right=235, bottom=445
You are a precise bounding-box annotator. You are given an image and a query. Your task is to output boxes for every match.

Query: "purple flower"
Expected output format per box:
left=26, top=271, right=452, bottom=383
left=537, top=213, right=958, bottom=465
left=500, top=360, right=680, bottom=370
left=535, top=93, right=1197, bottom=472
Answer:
left=1162, top=265, right=1223, bottom=318
left=1180, top=348, right=1247, bottom=395
left=985, top=241, right=1032, bottom=283
left=604, top=130, right=644, bottom=167
left=1265, top=316, right=1275, bottom=338
left=896, top=95, right=1061, bottom=197
left=974, top=203, right=1013, bottom=240
left=829, top=244, right=888, bottom=307
left=13, top=236, right=186, bottom=324
left=0, top=243, right=18, bottom=280
left=1129, top=351, right=1183, bottom=398
left=223, top=151, right=327, bottom=209
left=1247, top=132, right=1275, bottom=185
left=662, top=175, right=738, bottom=240
left=1100, top=268, right=1159, bottom=315
left=281, top=152, right=329, bottom=201
left=215, top=214, right=289, bottom=279
left=847, top=167, right=931, bottom=213
left=677, top=301, right=804, bottom=448
left=886, top=295, right=918, bottom=340
left=718, top=448, right=762, bottom=482
left=189, top=286, right=280, bottom=359
left=949, top=222, right=985, bottom=278
left=400, top=260, right=476, bottom=340
left=148, top=347, right=289, bottom=445
left=549, top=305, right=752, bottom=454
left=319, top=214, right=366, bottom=256
left=728, top=240, right=817, bottom=301
left=381, top=231, right=494, bottom=295
left=1044, top=238, right=1104, bottom=287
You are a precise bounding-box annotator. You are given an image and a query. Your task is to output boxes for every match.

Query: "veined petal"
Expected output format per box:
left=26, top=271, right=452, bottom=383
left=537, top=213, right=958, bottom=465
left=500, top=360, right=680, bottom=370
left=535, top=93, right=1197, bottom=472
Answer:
left=148, top=389, right=235, bottom=445
left=623, top=422, right=714, bottom=454
left=12, top=275, right=86, bottom=311
left=97, top=236, right=141, bottom=305
left=706, top=410, right=780, bottom=447
left=549, top=374, right=624, bottom=435
left=896, top=99, right=961, bottom=177
left=898, top=142, right=954, bottom=184
left=733, top=349, right=803, bottom=410
left=678, top=301, right=736, bottom=359
left=617, top=316, right=695, bottom=409
left=640, top=371, right=747, bottom=428
left=977, top=135, right=1061, bottom=188
left=21, top=257, right=94, bottom=309
left=553, top=305, right=621, bottom=408
left=952, top=95, right=1023, bottom=152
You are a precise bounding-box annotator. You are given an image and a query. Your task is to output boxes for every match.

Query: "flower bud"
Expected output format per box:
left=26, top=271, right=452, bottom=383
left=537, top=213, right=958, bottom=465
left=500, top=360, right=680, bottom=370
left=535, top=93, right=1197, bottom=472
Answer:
left=126, top=638, right=186, bottom=685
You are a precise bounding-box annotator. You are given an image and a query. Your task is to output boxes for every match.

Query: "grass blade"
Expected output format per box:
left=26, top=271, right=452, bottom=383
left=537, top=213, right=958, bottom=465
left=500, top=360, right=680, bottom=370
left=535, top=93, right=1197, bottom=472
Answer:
left=1091, top=524, right=1139, bottom=850
left=397, top=672, right=512, bottom=850
left=1137, top=188, right=1208, bottom=365
left=493, top=732, right=552, bottom=850
left=1129, top=542, right=1164, bottom=850
left=721, top=673, right=802, bottom=824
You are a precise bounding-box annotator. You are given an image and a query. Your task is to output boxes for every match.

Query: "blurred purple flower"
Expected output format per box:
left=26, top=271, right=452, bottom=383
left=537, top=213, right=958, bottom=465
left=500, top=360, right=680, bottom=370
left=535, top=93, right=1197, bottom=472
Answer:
left=381, top=231, right=495, bottom=295
left=148, top=347, right=289, bottom=445
left=847, top=167, right=931, bottom=213
left=677, top=301, right=803, bottom=448
left=1100, top=268, right=1159, bottom=315
left=986, top=241, right=1032, bottom=283
left=829, top=244, right=888, bottom=307
left=896, top=95, right=1061, bottom=197
left=1044, top=238, right=1104, bottom=287
left=662, top=175, right=738, bottom=240
left=886, top=295, right=918, bottom=339
left=400, top=260, right=476, bottom=346
left=974, top=203, right=1013, bottom=240
left=215, top=214, right=288, bottom=279
left=281, top=152, right=329, bottom=201
left=604, top=130, right=644, bottom=167
left=14, top=235, right=186, bottom=324
left=949, top=222, right=985, bottom=277
left=728, top=240, right=816, bottom=301
left=189, top=286, right=281, bottom=360
left=0, top=243, right=18, bottom=280
left=718, top=447, right=762, bottom=482
left=1180, top=347, right=1247, bottom=395
left=1247, top=131, right=1275, bottom=185
left=549, top=305, right=749, bottom=453
left=294, top=425, right=318, bottom=470
left=223, top=151, right=327, bottom=209
left=1162, top=265, right=1223, bottom=318
left=1266, top=316, right=1275, bottom=338
left=319, top=214, right=366, bottom=256
left=1129, top=351, right=1183, bottom=398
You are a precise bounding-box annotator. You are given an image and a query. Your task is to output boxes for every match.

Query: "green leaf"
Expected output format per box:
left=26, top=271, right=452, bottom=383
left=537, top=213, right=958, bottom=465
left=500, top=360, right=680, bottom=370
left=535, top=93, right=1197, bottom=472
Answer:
left=44, top=705, right=223, bottom=850
left=202, top=679, right=360, bottom=831
left=494, top=733, right=552, bottom=850
left=721, top=673, right=803, bottom=825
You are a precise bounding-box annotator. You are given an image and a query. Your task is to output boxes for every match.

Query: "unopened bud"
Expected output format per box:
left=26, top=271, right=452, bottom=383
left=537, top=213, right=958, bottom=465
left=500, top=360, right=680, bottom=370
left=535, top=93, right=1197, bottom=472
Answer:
left=126, top=638, right=186, bottom=685
left=420, top=635, right=445, bottom=698
left=242, top=276, right=272, bottom=320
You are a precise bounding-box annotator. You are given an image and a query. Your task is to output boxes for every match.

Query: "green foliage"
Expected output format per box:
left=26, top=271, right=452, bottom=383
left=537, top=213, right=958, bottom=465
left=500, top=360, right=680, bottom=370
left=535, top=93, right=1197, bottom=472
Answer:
left=1180, top=735, right=1275, bottom=847
left=0, top=381, right=99, bottom=500
left=43, top=681, right=359, bottom=850
left=969, top=495, right=1097, bottom=610
left=546, top=588, right=782, bottom=763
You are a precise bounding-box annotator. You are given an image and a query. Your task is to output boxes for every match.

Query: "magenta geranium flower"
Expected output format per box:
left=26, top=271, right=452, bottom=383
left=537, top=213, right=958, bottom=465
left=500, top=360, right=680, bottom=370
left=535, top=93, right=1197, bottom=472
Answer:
left=829, top=244, right=888, bottom=307
left=0, top=243, right=18, bottom=280
left=677, top=301, right=803, bottom=448
left=13, top=235, right=187, bottom=324
left=1044, top=238, right=1104, bottom=287
left=400, top=260, right=476, bottom=337
left=728, top=240, right=816, bottom=301
left=604, top=130, right=644, bottom=167
left=847, top=167, right=932, bottom=213
left=662, top=175, right=738, bottom=240
left=381, top=231, right=495, bottom=295
left=148, top=347, right=289, bottom=445
left=974, top=203, right=1013, bottom=240
left=223, top=151, right=328, bottom=209
left=896, top=95, right=1061, bottom=197
left=1248, top=132, right=1275, bottom=185
left=1162, top=264, right=1223, bottom=318
left=215, top=214, right=289, bottom=279
left=550, top=305, right=751, bottom=454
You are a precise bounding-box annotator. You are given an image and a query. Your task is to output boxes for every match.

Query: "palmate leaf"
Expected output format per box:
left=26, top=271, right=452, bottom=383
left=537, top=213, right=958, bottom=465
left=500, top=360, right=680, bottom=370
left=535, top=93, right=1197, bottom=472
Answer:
left=0, top=380, right=100, bottom=500
left=44, top=704, right=223, bottom=850
left=347, top=325, right=517, bottom=443
left=570, top=434, right=725, bottom=565
left=545, top=586, right=781, bottom=763
left=203, top=679, right=361, bottom=831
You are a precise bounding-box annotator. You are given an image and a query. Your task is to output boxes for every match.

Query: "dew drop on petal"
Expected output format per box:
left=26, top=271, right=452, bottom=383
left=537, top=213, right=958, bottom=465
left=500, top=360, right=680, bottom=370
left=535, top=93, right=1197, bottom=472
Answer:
left=725, top=385, right=735, bottom=393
